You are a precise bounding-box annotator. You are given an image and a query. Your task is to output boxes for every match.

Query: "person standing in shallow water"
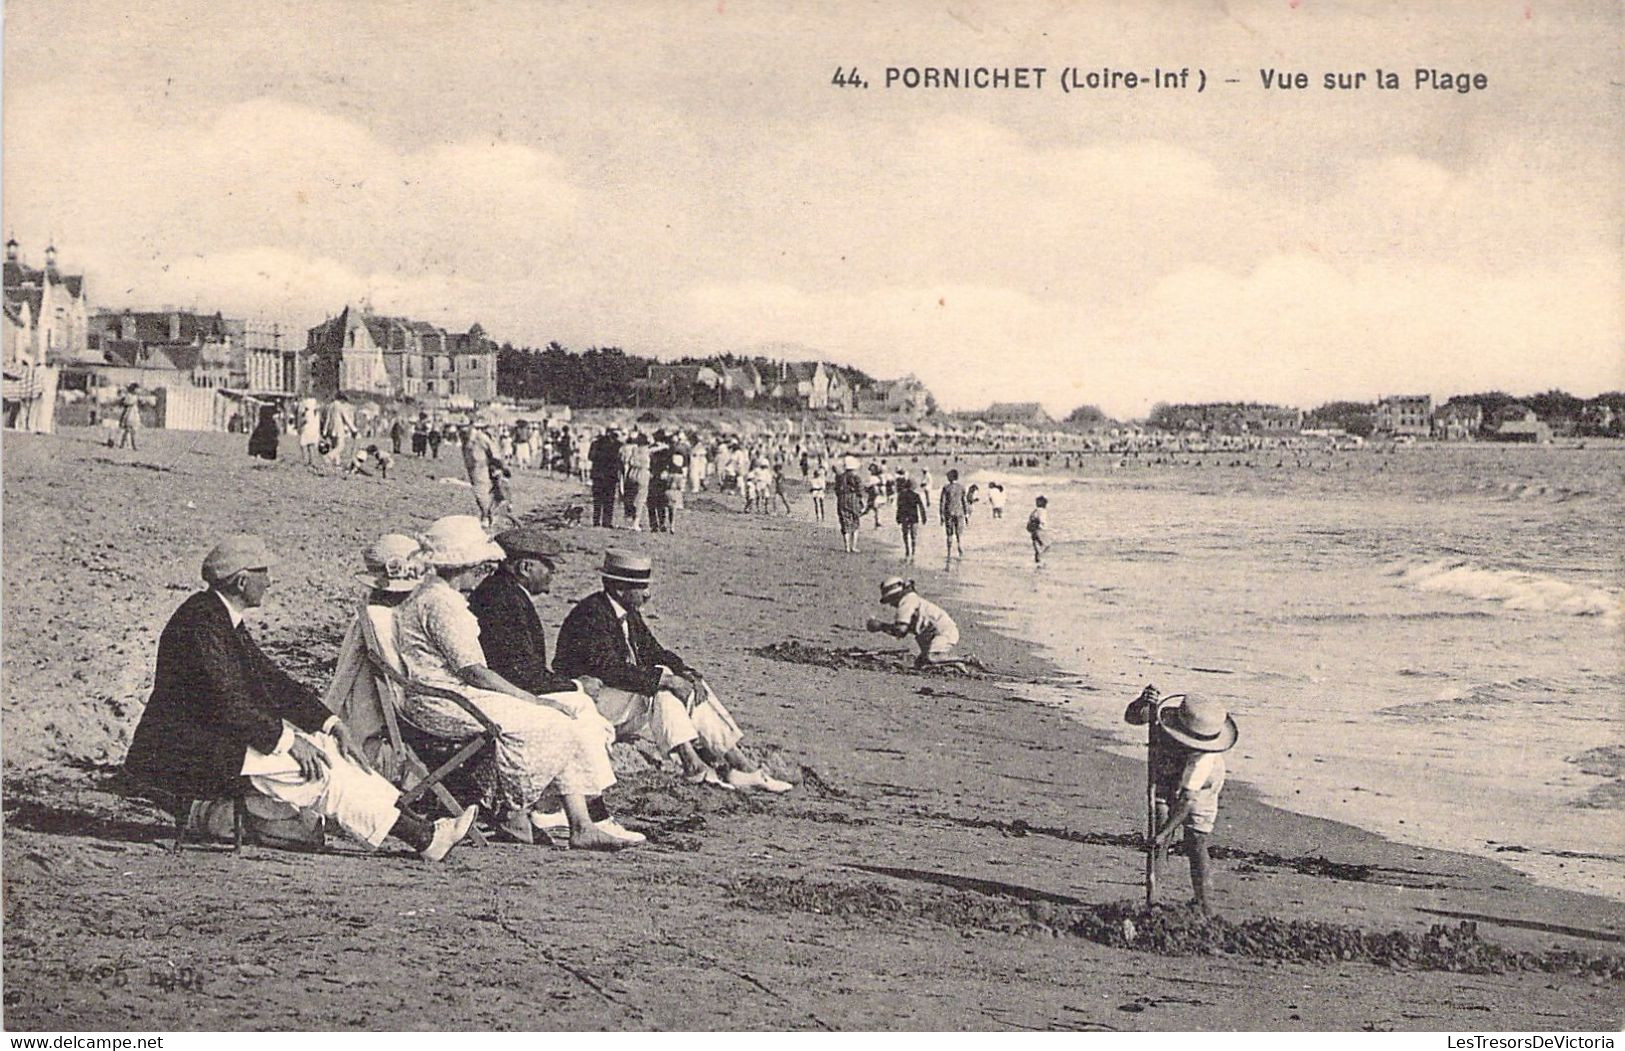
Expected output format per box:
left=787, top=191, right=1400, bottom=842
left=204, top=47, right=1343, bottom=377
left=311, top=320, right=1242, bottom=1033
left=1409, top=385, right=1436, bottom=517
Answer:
left=938, top=469, right=969, bottom=562
left=895, top=477, right=926, bottom=563
left=1027, top=495, right=1050, bottom=566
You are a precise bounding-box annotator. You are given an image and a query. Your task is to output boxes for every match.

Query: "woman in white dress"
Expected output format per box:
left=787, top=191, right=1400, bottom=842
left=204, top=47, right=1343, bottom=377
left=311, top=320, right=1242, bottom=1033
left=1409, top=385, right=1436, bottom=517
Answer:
left=298, top=400, right=322, bottom=467
left=393, top=516, right=638, bottom=851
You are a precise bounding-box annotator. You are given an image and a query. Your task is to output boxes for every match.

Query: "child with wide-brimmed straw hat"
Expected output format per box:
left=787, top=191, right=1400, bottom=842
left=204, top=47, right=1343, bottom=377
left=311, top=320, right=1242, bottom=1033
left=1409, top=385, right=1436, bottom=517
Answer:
left=1124, top=686, right=1239, bottom=915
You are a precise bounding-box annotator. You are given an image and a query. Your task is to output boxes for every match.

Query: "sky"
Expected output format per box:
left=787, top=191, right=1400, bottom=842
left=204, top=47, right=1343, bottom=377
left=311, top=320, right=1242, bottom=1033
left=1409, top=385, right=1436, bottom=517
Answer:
left=4, top=0, right=1621, bottom=419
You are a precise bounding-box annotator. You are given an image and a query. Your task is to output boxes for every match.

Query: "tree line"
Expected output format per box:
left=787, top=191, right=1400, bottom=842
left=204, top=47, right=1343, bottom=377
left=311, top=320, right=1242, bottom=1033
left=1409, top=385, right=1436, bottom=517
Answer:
left=494, top=341, right=885, bottom=410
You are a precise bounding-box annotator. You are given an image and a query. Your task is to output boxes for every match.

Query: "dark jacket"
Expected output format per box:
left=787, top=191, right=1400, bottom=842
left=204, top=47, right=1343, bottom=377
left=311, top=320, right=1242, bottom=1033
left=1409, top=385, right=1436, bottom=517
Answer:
left=896, top=487, right=927, bottom=526
left=588, top=433, right=623, bottom=484
left=554, top=591, right=695, bottom=697
left=467, top=567, right=580, bottom=695
left=833, top=469, right=867, bottom=515
left=124, top=590, right=331, bottom=799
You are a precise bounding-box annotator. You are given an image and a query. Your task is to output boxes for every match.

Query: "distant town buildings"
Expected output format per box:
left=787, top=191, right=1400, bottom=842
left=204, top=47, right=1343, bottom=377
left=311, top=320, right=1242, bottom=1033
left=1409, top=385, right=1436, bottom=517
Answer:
left=854, top=374, right=932, bottom=419
left=1375, top=394, right=1433, bottom=436
left=1432, top=399, right=1483, bottom=441
left=3, top=240, right=90, bottom=367
left=1488, top=405, right=1553, bottom=443
left=1149, top=402, right=1301, bottom=435
left=305, top=305, right=497, bottom=402
left=87, top=310, right=238, bottom=389
left=243, top=318, right=301, bottom=394
left=974, top=402, right=1056, bottom=427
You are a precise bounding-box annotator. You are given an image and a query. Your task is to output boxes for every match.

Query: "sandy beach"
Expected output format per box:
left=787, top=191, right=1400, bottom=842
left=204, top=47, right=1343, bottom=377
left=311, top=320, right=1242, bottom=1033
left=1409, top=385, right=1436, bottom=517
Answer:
left=3, top=429, right=1621, bottom=1031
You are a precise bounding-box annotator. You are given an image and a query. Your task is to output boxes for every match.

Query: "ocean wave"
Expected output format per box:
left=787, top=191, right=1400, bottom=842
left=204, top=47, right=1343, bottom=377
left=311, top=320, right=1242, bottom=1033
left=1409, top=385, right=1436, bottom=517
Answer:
left=1380, top=676, right=1568, bottom=721
left=1476, top=480, right=1605, bottom=504
left=1289, top=610, right=1494, bottom=624
left=1389, top=559, right=1621, bottom=619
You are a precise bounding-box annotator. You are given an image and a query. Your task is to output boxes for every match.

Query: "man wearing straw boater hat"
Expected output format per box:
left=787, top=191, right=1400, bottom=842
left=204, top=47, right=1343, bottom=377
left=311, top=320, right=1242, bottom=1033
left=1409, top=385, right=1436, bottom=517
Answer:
left=1124, top=686, right=1239, bottom=915
left=554, top=550, right=793, bottom=793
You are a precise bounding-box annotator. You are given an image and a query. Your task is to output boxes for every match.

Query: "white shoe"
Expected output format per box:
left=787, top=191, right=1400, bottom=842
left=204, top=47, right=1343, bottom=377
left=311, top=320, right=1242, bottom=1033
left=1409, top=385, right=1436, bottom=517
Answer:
left=684, top=767, right=735, bottom=791
left=726, top=767, right=794, bottom=794
left=594, top=818, right=647, bottom=845
left=529, top=808, right=569, bottom=833
left=421, top=804, right=479, bottom=861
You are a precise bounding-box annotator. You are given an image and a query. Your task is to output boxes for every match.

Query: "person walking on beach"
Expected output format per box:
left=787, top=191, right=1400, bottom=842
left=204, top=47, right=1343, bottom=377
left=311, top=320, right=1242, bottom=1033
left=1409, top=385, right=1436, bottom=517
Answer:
left=463, top=413, right=510, bottom=529
left=115, top=384, right=143, bottom=450
left=247, top=404, right=280, bottom=462
left=771, top=462, right=792, bottom=515
left=1026, top=495, right=1050, bottom=566
left=588, top=427, right=623, bottom=528
left=867, top=577, right=960, bottom=667
left=620, top=434, right=649, bottom=531
left=298, top=400, right=322, bottom=466
left=660, top=450, right=686, bottom=533
left=895, top=477, right=927, bottom=562
left=866, top=463, right=886, bottom=530
left=987, top=481, right=1006, bottom=519
left=322, top=393, right=358, bottom=467
left=1124, top=686, right=1238, bottom=916
left=808, top=464, right=827, bottom=522
left=939, top=469, right=969, bottom=561
left=833, top=456, right=867, bottom=553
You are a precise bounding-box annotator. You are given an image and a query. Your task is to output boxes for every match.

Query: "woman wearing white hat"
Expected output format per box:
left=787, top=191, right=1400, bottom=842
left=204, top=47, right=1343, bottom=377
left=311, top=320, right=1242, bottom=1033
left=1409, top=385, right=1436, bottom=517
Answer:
left=392, top=516, right=638, bottom=850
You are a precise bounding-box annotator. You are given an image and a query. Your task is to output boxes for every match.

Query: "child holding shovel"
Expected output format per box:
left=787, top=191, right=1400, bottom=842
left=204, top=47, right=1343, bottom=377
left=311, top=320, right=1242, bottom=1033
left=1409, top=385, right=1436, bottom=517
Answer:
left=1124, top=685, right=1238, bottom=915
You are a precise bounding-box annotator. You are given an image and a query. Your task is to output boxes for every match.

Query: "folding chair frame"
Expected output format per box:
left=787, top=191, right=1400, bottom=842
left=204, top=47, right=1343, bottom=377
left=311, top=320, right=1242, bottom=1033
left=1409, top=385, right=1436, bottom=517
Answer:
left=364, top=650, right=502, bottom=847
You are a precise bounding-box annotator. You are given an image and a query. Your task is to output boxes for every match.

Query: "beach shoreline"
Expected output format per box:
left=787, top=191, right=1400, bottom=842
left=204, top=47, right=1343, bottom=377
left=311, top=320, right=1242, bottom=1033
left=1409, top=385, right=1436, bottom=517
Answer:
left=3, top=429, right=1621, bottom=1031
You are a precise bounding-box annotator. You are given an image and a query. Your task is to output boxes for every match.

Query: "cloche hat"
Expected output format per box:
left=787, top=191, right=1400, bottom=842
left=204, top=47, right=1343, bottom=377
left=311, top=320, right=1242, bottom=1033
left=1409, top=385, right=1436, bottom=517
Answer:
left=421, top=515, right=505, bottom=568
left=357, top=533, right=425, bottom=592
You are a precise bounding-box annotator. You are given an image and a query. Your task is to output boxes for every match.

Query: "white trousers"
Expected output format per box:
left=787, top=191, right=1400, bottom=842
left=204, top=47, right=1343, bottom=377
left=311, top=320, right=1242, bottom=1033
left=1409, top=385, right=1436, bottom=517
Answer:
left=595, top=683, right=744, bottom=757
left=243, top=731, right=401, bottom=848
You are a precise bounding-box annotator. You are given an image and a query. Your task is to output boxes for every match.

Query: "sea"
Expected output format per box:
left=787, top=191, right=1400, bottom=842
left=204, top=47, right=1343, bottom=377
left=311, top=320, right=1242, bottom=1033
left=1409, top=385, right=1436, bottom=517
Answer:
left=874, top=444, right=1624, bottom=900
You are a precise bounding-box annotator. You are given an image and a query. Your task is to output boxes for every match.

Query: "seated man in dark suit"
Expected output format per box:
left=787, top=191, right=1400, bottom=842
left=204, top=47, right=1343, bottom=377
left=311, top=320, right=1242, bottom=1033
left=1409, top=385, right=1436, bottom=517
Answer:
left=467, top=525, right=644, bottom=845
left=554, top=550, right=792, bottom=793
left=124, top=534, right=476, bottom=860
left=467, top=527, right=592, bottom=698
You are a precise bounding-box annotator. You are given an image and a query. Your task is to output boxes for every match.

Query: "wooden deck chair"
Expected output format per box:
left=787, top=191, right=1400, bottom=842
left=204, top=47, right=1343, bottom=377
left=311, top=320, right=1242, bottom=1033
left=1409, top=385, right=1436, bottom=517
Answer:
left=326, top=603, right=501, bottom=846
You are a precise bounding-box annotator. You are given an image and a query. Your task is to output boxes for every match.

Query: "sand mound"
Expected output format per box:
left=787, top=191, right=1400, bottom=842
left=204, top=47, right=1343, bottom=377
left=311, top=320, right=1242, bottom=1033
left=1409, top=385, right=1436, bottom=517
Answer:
left=730, top=874, right=1625, bottom=979
left=752, top=640, right=994, bottom=678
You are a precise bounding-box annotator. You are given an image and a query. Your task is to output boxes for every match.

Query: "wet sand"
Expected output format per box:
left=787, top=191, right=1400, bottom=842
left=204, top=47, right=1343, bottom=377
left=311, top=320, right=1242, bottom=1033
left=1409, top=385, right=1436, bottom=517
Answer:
left=2, top=429, right=1621, bottom=1031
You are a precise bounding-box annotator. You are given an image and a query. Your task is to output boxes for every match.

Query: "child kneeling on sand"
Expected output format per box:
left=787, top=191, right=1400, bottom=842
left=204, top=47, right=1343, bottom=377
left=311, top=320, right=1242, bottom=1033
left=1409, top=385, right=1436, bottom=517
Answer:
left=867, top=577, right=959, bottom=667
left=1123, top=686, right=1238, bottom=915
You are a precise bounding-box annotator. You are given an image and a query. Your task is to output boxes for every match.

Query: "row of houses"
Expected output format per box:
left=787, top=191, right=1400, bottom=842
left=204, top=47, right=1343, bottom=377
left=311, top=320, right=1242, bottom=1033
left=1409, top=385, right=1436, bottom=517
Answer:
left=635, top=360, right=934, bottom=417
left=1377, top=395, right=1585, bottom=442
left=303, top=304, right=497, bottom=403
left=1153, top=402, right=1306, bottom=435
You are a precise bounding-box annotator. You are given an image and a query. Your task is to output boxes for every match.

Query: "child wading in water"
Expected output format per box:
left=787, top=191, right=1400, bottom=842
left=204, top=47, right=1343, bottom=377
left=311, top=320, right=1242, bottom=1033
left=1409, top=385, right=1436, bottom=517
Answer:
left=1026, top=495, right=1050, bottom=565
left=1123, top=686, right=1238, bottom=915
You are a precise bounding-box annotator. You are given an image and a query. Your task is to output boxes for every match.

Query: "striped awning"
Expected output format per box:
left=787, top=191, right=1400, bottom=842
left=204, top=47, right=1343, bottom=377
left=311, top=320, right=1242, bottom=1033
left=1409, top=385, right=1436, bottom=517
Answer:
left=2, top=372, right=40, bottom=400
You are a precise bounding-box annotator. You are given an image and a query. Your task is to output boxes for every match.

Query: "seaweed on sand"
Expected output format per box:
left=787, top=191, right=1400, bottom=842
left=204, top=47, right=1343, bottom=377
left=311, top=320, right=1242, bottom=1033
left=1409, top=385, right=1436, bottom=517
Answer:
left=728, top=874, right=1625, bottom=980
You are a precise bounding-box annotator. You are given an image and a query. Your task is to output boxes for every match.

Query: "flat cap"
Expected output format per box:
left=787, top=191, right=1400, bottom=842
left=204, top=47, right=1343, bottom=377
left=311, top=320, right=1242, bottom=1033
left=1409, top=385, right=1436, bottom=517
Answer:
left=494, top=525, right=563, bottom=562
left=202, top=534, right=277, bottom=582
